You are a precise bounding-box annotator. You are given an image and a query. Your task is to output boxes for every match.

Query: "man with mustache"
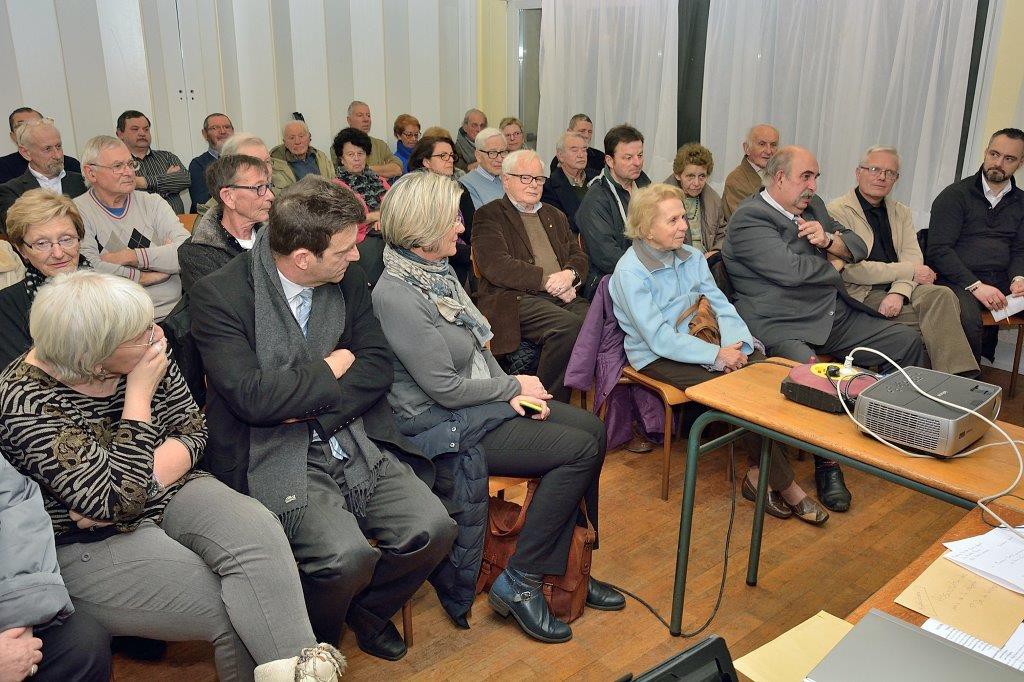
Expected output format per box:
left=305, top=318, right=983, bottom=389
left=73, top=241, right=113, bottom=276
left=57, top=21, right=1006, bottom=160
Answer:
left=926, top=128, right=1024, bottom=362
left=116, top=110, right=191, bottom=214
left=724, top=145, right=926, bottom=512
left=0, top=118, right=86, bottom=232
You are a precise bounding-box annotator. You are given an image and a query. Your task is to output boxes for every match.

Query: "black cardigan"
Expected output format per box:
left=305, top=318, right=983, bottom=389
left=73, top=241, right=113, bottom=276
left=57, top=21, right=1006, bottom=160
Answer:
left=0, top=280, right=30, bottom=371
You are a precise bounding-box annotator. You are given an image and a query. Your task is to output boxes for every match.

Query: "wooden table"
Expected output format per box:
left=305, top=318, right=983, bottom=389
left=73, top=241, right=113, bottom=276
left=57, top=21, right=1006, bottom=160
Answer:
left=847, top=504, right=1024, bottom=625
left=669, top=359, right=1024, bottom=635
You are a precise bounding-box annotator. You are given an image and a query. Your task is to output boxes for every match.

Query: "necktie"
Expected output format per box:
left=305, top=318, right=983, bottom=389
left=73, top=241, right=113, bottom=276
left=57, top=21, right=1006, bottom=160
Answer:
left=296, top=288, right=312, bottom=337
left=295, top=287, right=347, bottom=460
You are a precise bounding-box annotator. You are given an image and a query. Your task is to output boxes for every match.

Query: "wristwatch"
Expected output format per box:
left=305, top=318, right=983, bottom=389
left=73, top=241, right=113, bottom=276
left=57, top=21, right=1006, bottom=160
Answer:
left=567, top=267, right=581, bottom=287
left=823, top=234, right=834, bottom=250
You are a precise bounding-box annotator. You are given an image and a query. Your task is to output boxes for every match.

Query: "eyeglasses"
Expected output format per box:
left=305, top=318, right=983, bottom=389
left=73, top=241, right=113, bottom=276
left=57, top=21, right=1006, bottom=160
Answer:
left=88, top=159, right=140, bottom=173
left=400, top=130, right=421, bottom=140
left=122, top=323, right=157, bottom=349
left=858, top=166, right=900, bottom=181
left=481, top=149, right=510, bottom=160
left=23, top=235, right=80, bottom=254
left=430, top=152, right=456, bottom=162
left=506, top=172, right=548, bottom=186
left=227, top=183, right=273, bottom=197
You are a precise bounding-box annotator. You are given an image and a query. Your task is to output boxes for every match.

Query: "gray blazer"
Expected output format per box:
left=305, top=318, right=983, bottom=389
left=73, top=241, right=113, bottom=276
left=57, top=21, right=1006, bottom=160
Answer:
left=722, top=192, right=868, bottom=348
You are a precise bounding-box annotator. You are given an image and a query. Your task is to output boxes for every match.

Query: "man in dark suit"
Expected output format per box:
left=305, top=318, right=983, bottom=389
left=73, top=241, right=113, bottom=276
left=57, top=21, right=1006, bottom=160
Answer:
left=723, top=145, right=926, bottom=512
left=0, top=118, right=87, bottom=232
left=541, top=130, right=599, bottom=233
left=190, top=175, right=455, bottom=661
left=473, top=149, right=590, bottom=403
left=0, top=107, right=81, bottom=183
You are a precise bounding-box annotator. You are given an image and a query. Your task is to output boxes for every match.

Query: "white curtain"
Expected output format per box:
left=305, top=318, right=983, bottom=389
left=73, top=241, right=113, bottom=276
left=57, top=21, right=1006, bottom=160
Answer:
left=701, top=0, right=978, bottom=228
left=536, top=0, right=678, bottom=182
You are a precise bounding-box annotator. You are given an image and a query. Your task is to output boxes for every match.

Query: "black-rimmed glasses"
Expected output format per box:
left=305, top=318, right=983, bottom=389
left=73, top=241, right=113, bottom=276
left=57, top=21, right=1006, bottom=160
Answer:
left=227, top=183, right=273, bottom=197
left=506, top=172, right=548, bottom=186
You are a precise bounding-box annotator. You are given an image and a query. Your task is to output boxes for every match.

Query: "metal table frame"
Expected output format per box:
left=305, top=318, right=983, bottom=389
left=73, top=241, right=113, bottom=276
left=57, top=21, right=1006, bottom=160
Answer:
left=669, top=409, right=976, bottom=636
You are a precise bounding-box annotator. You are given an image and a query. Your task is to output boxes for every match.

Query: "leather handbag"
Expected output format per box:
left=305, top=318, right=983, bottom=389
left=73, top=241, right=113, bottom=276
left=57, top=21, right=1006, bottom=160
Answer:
left=676, top=295, right=720, bottom=345
left=475, top=480, right=595, bottom=623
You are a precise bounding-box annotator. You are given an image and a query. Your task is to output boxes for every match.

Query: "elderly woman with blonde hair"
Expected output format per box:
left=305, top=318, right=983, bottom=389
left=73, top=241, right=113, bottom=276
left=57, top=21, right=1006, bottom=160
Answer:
left=0, top=189, right=88, bottom=369
left=0, top=270, right=344, bottom=681
left=371, top=171, right=622, bottom=644
left=609, top=183, right=828, bottom=525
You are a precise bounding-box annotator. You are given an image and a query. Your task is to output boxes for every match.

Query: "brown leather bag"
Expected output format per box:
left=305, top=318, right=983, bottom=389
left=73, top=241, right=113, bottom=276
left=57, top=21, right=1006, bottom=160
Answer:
left=475, top=480, right=595, bottom=623
left=676, top=294, right=720, bottom=345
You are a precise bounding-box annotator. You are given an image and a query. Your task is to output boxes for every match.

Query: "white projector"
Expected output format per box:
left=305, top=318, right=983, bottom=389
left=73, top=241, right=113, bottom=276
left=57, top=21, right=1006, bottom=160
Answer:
left=852, top=367, right=1001, bottom=458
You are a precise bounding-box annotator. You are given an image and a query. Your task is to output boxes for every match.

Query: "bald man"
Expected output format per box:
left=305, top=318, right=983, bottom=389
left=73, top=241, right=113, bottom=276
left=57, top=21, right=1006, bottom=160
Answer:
left=722, top=124, right=779, bottom=219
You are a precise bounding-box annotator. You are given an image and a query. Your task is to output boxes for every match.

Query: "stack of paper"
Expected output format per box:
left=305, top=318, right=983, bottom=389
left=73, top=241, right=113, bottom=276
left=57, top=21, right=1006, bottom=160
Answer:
left=942, top=527, right=1024, bottom=594
left=921, top=618, right=1024, bottom=672
left=734, top=611, right=852, bottom=682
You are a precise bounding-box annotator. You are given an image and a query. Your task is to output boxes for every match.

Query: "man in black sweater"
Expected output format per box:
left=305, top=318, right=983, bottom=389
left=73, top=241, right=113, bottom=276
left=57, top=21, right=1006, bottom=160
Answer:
left=927, top=128, right=1024, bottom=361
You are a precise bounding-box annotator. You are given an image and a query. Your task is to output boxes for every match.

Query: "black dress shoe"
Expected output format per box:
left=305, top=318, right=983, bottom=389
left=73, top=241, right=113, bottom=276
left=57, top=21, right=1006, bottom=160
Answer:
left=586, top=578, right=625, bottom=611
left=815, top=463, right=852, bottom=512
left=353, top=620, right=407, bottom=661
left=489, top=568, right=572, bottom=643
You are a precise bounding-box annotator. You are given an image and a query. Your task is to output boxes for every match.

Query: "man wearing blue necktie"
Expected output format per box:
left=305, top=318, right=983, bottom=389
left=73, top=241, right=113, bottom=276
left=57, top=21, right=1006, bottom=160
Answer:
left=191, top=175, right=455, bottom=663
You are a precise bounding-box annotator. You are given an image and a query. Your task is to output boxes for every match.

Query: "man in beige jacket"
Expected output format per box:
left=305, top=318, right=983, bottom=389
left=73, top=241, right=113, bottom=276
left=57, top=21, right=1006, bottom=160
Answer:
left=828, top=146, right=978, bottom=376
left=722, top=123, right=779, bottom=218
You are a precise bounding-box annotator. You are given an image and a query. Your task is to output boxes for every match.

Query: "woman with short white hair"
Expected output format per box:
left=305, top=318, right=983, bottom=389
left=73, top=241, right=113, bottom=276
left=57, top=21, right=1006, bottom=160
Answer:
left=0, top=270, right=344, bottom=682
left=372, top=172, right=623, bottom=645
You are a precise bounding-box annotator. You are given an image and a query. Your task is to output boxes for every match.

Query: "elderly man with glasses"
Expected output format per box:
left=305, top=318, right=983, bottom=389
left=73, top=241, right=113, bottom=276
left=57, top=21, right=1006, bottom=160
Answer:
left=458, top=127, right=509, bottom=209
left=828, top=146, right=978, bottom=377
left=472, top=149, right=589, bottom=402
left=74, top=135, right=190, bottom=321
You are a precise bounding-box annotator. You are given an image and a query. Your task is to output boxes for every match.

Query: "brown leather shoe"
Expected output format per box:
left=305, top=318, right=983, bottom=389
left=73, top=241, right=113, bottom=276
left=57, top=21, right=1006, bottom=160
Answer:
left=785, top=496, right=830, bottom=526
left=741, top=475, right=792, bottom=519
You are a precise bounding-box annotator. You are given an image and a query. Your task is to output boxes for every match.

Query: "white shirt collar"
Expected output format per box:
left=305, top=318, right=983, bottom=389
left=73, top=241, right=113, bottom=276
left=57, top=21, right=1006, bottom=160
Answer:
left=760, top=189, right=798, bottom=221
left=747, top=158, right=766, bottom=179
left=28, top=165, right=65, bottom=193
left=509, top=196, right=541, bottom=213
left=981, top=174, right=1011, bottom=208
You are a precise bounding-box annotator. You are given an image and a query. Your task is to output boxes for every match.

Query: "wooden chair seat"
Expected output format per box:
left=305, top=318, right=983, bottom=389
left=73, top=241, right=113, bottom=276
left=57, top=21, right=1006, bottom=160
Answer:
left=981, top=310, right=1024, bottom=399
left=176, top=213, right=198, bottom=233
left=489, top=476, right=532, bottom=499
left=614, top=366, right=690, bottom=500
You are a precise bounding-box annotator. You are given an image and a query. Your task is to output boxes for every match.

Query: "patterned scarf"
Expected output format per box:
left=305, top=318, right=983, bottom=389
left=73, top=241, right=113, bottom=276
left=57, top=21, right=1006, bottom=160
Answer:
left=24, top=256, right=92, bottom=305
left=382, top=244, right=493, bottom=378
left=336, top=167, right=388, bottom=210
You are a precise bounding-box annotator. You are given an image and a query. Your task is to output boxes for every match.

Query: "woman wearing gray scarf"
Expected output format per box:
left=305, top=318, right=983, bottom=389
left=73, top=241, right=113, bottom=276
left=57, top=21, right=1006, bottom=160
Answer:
left=372, top=172, right=623, bottom=644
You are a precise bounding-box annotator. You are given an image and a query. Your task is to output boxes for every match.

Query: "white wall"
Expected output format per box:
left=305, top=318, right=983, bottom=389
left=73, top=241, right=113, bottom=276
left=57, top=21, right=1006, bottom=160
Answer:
left=0, top=0, right=478, bottom=163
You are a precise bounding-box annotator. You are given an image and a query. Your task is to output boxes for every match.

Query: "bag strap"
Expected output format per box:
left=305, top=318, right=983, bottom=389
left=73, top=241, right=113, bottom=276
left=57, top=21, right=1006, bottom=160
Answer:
left=489, top=480, right=538, bottom=537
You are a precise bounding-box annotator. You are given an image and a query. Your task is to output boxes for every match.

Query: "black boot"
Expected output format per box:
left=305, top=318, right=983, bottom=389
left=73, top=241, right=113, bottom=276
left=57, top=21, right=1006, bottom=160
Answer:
left=814, top=456, right=851, bottom=512
left=586, top=578, right=625, bottom=611
left=489, top=567, right=571, bottom=643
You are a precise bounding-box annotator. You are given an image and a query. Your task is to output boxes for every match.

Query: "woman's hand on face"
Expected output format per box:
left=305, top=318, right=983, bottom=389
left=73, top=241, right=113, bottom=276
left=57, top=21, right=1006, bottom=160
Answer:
left=716, top=342, right=748, bottom=372
left=125, top=337, right=169, bottom=399
left=510, top=395, right=550, bottom=420
left=514, top=375, right=553, bottom=400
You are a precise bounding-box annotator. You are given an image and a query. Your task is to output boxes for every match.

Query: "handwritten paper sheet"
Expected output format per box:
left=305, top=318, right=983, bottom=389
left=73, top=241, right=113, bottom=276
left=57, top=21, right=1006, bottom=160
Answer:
left=942, top=527, right=1024, bottom=594
left=921, top=618, right=1024, bottom=671
left=894, top=555, right=1024, bottom=647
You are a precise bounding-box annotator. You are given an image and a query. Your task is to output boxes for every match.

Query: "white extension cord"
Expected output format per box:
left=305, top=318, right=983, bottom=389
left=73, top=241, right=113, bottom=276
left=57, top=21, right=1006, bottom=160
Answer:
left=834, top=346, right=1024, bottom=543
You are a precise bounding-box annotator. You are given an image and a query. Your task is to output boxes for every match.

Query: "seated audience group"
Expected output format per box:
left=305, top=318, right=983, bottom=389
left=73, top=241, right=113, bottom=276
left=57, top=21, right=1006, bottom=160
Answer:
left=0, top=95, right=1021, bottom=680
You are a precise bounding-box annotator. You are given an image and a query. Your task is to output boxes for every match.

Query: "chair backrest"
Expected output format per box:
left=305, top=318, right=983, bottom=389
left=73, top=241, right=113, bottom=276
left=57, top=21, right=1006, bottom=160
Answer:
left=705, top=251, right=735, bottom=302
left=177, top=213, right=198, bottom=233
left=614, top=635, right=737, bottom=682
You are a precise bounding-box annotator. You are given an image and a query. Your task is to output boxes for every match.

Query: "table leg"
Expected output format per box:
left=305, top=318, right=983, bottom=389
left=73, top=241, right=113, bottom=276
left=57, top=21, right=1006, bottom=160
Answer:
left=669, top=411, right=707, bottom=636
left=746, top=435, right=772, bottom=586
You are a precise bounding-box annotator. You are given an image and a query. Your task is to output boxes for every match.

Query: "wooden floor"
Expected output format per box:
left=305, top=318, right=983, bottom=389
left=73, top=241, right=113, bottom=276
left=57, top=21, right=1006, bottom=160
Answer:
left=113, top=366, right=1024, bottom=681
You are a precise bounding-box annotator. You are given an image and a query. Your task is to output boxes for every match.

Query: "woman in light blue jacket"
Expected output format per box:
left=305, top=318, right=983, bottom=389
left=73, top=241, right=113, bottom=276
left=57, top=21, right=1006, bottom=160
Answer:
left=609, top=183, right=828, bottom=525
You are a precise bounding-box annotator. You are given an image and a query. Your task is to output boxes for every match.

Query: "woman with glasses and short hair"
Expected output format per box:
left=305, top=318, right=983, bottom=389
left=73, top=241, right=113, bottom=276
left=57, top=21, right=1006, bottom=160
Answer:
left=392, top=114, right=421, bottom=175
left=0, top=269, right=345, bottom=682
left=499, top=117, right=529, bottom=153
left=401, top=135, right=477, bottom=283
left=0, top=189, right=89, bottom=369
left=178, top=154, right=273, bottom=294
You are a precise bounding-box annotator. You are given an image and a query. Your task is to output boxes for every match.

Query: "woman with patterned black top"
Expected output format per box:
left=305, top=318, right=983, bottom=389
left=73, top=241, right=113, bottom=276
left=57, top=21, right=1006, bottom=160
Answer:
left=0, top=270, right=344, bottom=682
left=0, top=189, right=90, bottom=370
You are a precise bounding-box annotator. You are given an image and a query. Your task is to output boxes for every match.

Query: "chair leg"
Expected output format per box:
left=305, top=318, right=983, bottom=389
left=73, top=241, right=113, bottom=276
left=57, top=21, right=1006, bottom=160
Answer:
left=1011, top=325, right=1023, bottom=400
left=661, top=402, right=673, bottom=500
left=402, top=601, right=413, bottom=647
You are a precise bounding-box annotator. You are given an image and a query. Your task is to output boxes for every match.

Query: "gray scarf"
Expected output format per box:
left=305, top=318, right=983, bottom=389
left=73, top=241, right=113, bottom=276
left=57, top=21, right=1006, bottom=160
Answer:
left=382, top=244, right=493, bottom=379
left=250, top=228, right=387, bottom=530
